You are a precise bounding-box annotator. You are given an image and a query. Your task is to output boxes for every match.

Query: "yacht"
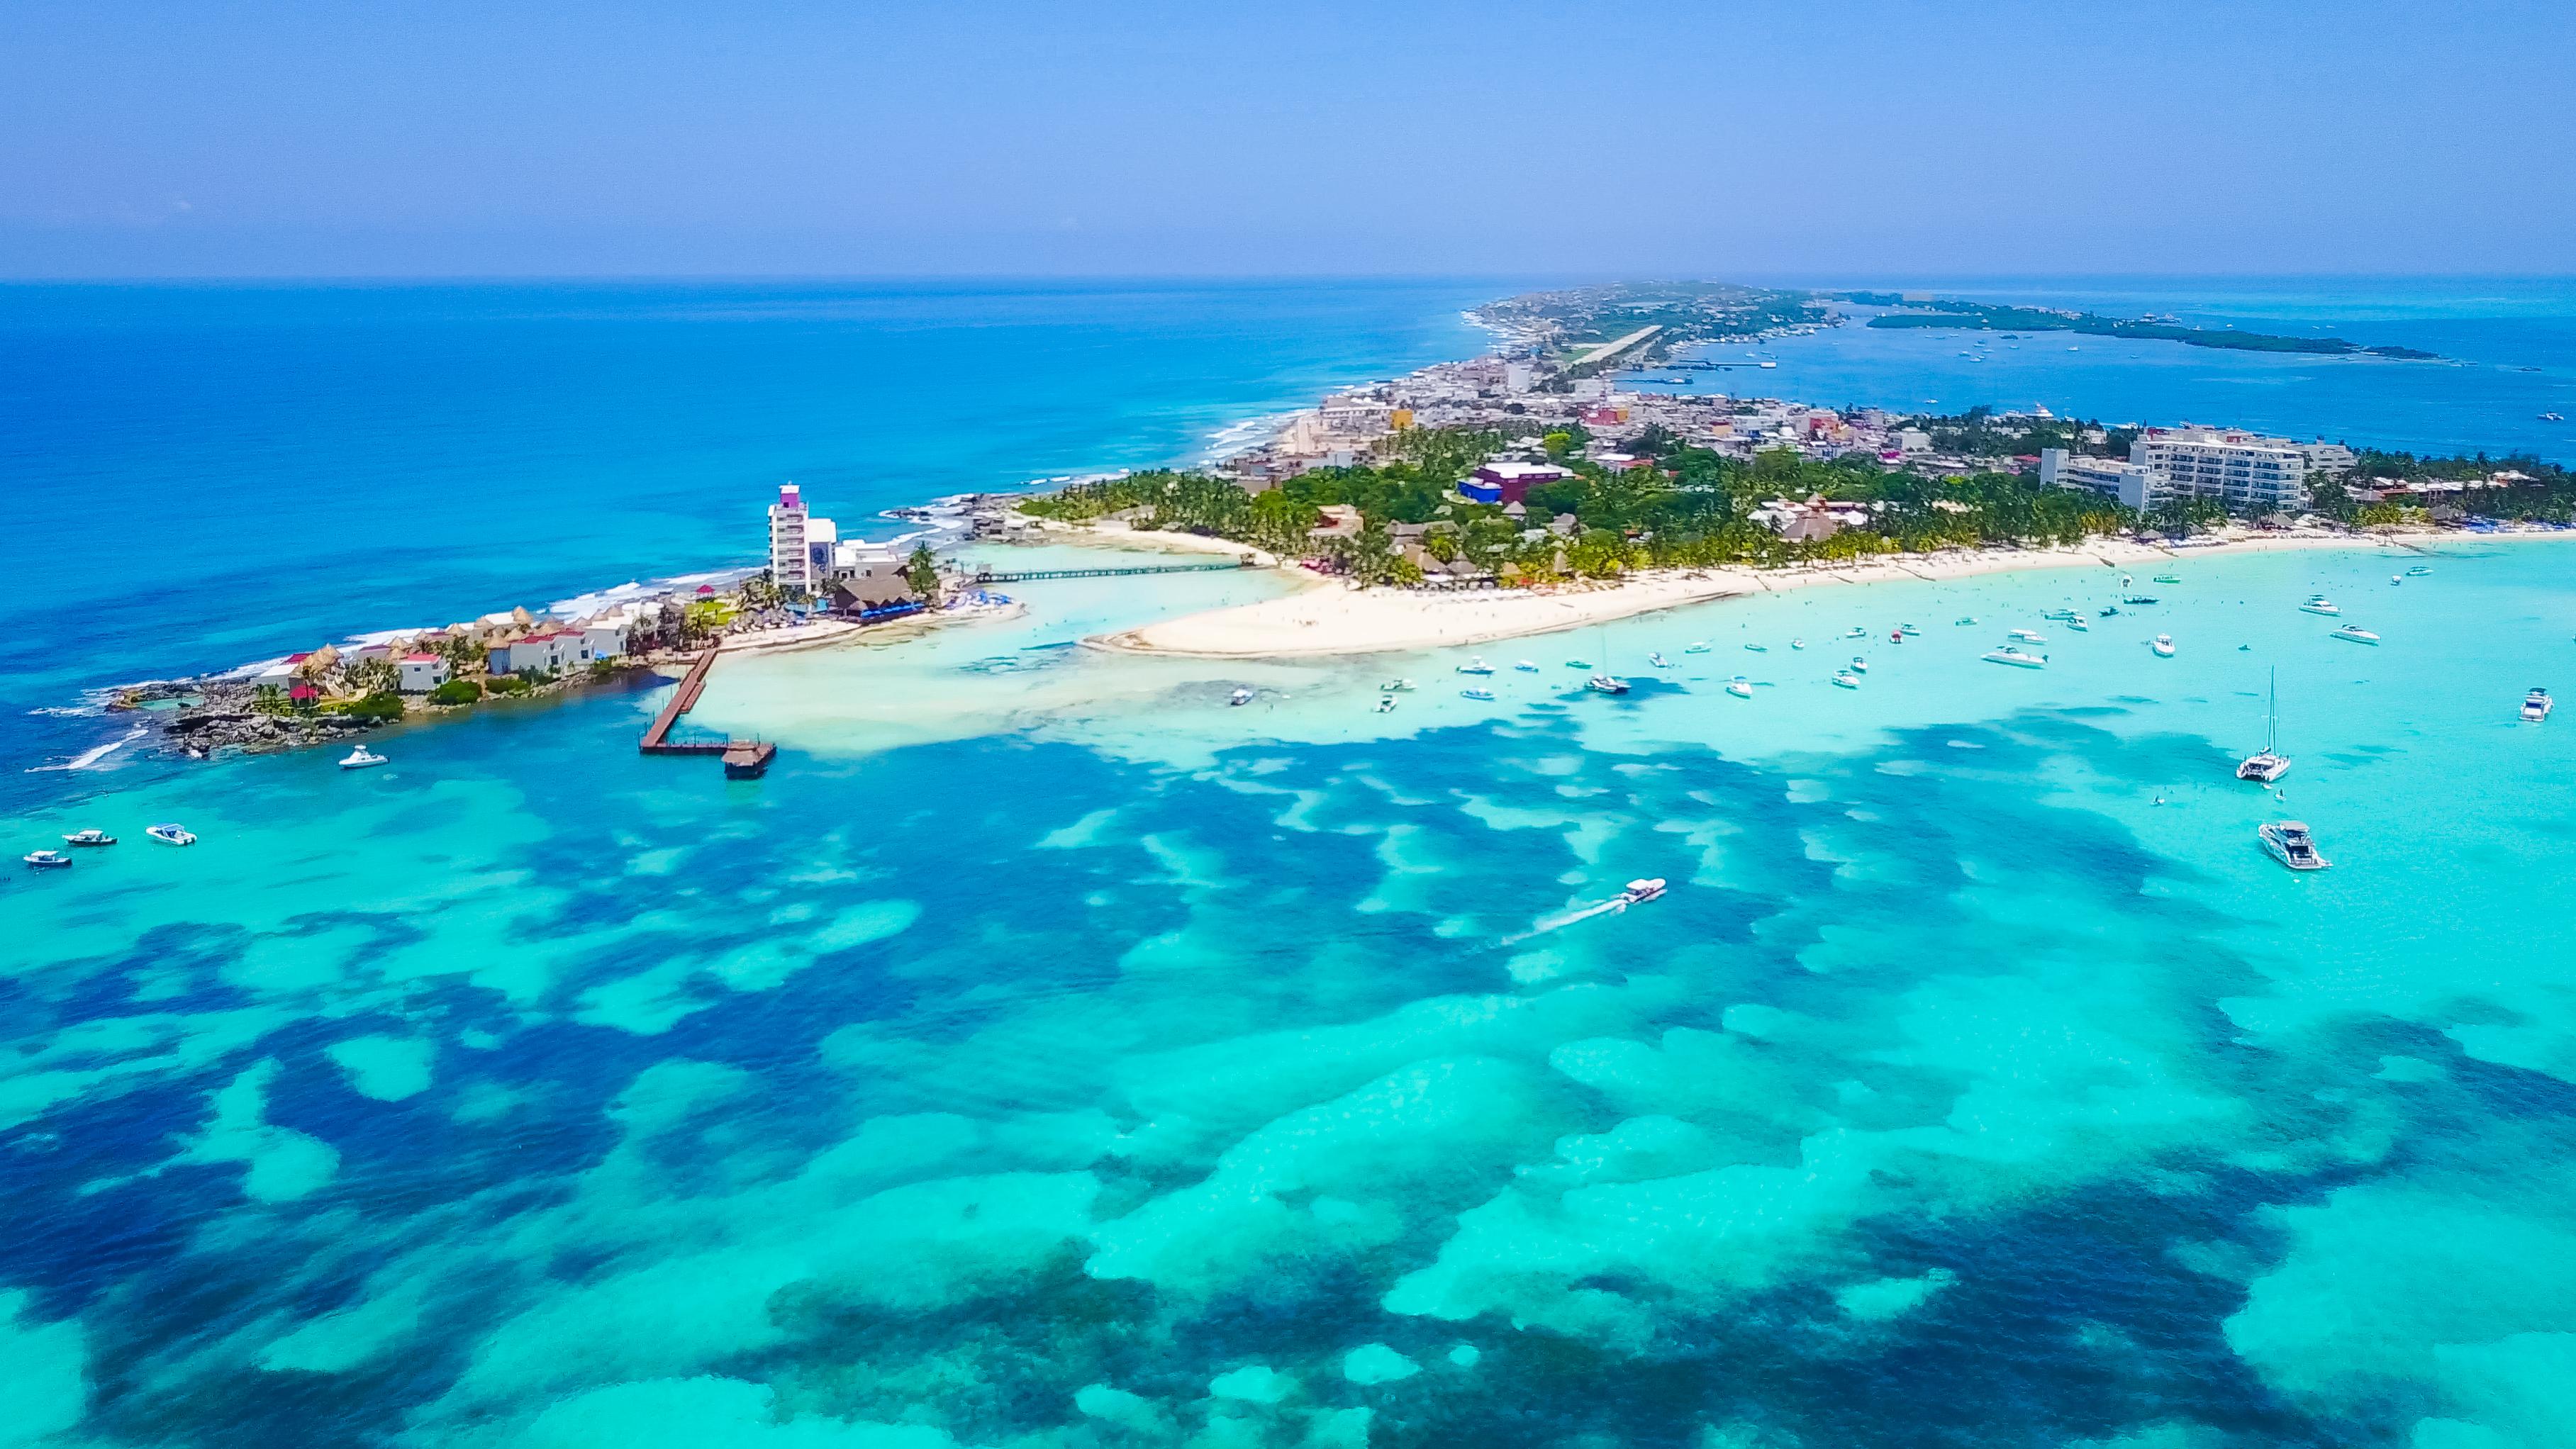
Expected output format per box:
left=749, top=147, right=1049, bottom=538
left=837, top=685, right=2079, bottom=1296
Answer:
left=1848, top=656, right=1868, bottom=673
left=1229, top=688, right=1255, bottom=707
left=2298, top=594, right=2341, bottom=615
left=1683, top=642, right=1711, bottom=654
left=22, top=850, right=72, bottom=870
left=2405, top=565, right=2432, bottom=577
left=1982, top=647, right=2048, bottom=669
left=2258, top=820, right=2331, bottom=871
left=1587, top=673, right=1631, bottom=695
left=1648, top=652, right=1671, bottom=668
left=1460, top=686, right=1495, bottom=701
left=2065, top=616, right=2090, bottom=632
left=1831, top=671, right=1863, bottom=689
left=2238, top=669, right=2292, bottom=782
left=1379, top=678, right=1416, bottom=693
left=1375, top=695, right=1398, bottom=714
left=1725, top=676, right=1754, bottom=699
left=2521, top=688, right=2553, bottom=723
left=145, top=823, right=196, bottom=846
left=62, top=829, right=116, bottom=847
left=340, top=745, right=389, bottom=769
left=1456, top=659, right=1493, bottom=676
left=2330, top=625, right=2381, bottom=645
left=2008, top=628, right=2047, bottom=644
left=1615, top=877, right=1668, bottom=906
left=1515, top=660, right=1539, bottom=672
left=2151, top=634, right=2176, bottom=657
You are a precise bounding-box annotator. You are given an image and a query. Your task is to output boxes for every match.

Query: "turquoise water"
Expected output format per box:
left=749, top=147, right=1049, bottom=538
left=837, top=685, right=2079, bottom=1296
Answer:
left=12, top=280, right=2576, bottom=1448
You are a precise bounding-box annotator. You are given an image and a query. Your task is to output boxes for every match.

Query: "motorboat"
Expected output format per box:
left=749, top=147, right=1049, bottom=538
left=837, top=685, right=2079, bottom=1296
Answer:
left=1378, top=678, right=1415, bottom=693
left=2122, top=594, right=2161, bottom=605
left=2405, top=565, right=2432, bottom=577
left=1615, top=878, right=1668, bottom=906
left=1456, top=659, right=1493, bottom=676
left=1725, top=676, right=1754, bottom=698
left=1831, top=671, right=1862, bottom=689
left=2543, top=411, right=2566, bottom=422
left=2153, top=574, right=2182, bottom=584
left=1460, top=687, right=1495, bottom=701
left=1587, top=673, right=1631, bottom=695
left=340, top=745, right=389, bottom=769
left=1683, top=642, right=1710, bottom=654
left=2329, top=625, right=2380, bottom=645
left=62, top=829, right=116, bottom=847
left=1954, top=616, right=1979, bottom=626
left=1375, top=695, right=1397, bottom=714
left=145, top=823, right=196, bottom=846
left=1229, top=688, right=1255, bottom=707
left=1564, top=658, right=1592, bottom=669
left=22, top=850, right=72, bottom=870
left=2151, top=634, right=2176, bottom=657
left=1789, top=639, right=1805, bottom=650
left=2008, top=628, right=2047, bottom=644
left=2299, top=595, right=2341, bottom=615
left=2065, top=616, right=2090, bottom=632
left=1844, top=627, right=1868, bottom=639
left=2042, top=609, right=2081, bottom=622
left=1848, top=656, right=1868, bottom=673
left=1888, top=629, right=1904, bottom=643
left=1898, top=624, right=1921, bottom=637
left=2522, top=688, right=2553, bottom=722
left=1743, top=644, right=1767, bottom=654
left=2258, top=820, right=2330, bottom=871
left=2238, top=668, right=2291, bottom=782
left=1982, top=647, right=2047, bottom=669
left=1515, top=660, right=1539, bottom=672
left=2098, top=605, right=2119, bottom=617
left=1648, top=652, right=1672, bottom=668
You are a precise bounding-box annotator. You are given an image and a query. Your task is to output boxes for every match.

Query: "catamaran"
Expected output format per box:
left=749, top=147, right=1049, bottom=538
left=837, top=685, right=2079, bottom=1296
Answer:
left=2237, top=668, right=2292, bottom=782
left=2258, top=820, right=2330, bottom=871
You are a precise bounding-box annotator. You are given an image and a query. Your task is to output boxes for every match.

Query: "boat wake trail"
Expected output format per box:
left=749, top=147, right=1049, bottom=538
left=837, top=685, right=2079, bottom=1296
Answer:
left=1500, top=896, right=1635, bottom=946
left=28, top=726, right=150, bottom=773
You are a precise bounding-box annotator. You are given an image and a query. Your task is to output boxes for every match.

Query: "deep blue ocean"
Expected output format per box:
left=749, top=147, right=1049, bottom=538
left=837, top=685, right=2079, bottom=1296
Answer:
left=8, top=278, right=2576, bottom=1449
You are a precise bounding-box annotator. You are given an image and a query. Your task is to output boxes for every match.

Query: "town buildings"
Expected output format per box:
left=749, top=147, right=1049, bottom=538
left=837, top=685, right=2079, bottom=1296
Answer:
left=2039, top=449, right=2163, bottom=512
left=2129, top=427, right=2310, bottom=513
left=769, top=484, right=814, bottom=595
left=398, top=654, right=451, bottom=693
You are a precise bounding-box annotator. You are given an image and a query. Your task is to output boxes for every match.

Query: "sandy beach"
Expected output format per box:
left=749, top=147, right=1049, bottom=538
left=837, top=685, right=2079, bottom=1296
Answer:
left=1091, top=530, right=2469, bottom=659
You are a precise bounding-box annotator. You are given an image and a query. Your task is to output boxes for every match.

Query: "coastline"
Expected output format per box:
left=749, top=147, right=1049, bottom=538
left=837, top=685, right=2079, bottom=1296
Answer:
left=1087, top=530, right=2481, bottom=659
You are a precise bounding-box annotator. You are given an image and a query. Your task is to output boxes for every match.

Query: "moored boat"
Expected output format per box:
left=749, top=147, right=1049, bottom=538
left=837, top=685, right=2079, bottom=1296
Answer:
left=340, top=745, right=389, bottom=768
left=145, top=823, right=196, bottom=846
left=1515, top=660, right=1539, bottom=672
left=1375, top=695, right=1397, bottom=713
left=2299, top=594, right=2341, bottom=615
left=1229, top=688, right=1255, bottom=706
left=1848, top=656, right=1868, bottom=673
left=2258, top=820, right=2330, bottom=871
left=2405, top=565, right=2431, bottom=576
left=1648, top=652, right=1671, bottom=668
left=1831, top=671, right=1862, bottom=688
left=2153, top=574, right=2181, bottom=584
left=1460, top=686, right=1495, bottom=701
left=1982, top=647, right=2047, bottom=669
left=1587, top=673, right=1630, bottom=695
left=1378, top=678, right=1415, bottom=692
left=1683, top=642, right=1710, bottom=654
left=2151, top=634, right=2176, bottom=657
left=62, top=829, right=116, bottom=847
left=2008, top=628, right=2047, bottom=644
left=2330, top=625, right=2380, bottom=645
left=1456, top=658, right=1493, bottom=676
left=1725, top=676, right=1753, bottom=698
left=22, top=850, right=72, bottom=869
left=2066, top=616, right=2089, bottom=632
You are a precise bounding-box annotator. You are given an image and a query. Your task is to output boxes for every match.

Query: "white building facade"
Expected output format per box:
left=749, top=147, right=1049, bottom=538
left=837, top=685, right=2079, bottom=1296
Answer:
left=2039, top=448, right=2163, bottom=512
left=769, top=484, right=813, bottom=594
left=2130, top=427, right=2310, bottom=513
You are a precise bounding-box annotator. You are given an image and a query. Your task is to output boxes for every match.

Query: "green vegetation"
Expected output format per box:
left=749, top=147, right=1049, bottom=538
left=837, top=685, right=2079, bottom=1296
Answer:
left=1857, top=296, right=2438, bottom=359
left=485, top=674, right=532, bottom=696
left=321, top=691, right=404, bottom=723
left=905, top=542, right=941, bottom=599
left=250, top=683, right=291, bottom=715
left=428, top=679, right=484, bottom=706
left=2307, top=449, right=2576, bottom=525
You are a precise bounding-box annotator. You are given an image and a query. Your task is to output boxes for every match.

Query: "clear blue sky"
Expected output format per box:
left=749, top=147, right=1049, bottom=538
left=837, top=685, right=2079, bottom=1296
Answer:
left=4, top=0, right=2568, bottom=278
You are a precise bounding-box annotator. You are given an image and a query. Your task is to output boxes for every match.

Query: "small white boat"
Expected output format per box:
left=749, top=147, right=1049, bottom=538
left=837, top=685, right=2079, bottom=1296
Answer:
left=2066, top=616, right=2089, bottom=632
left=1898, top=624, right=1921, bottom=637
left=23, top=850, right=72, bottom=869
left=1831, top=671, right=1862, bottom=689
left=2009, top=629, right=2047, bottom=644
left=1848, top=656, right=1868, bottom=673
left=2330, top=625, right=2380, bottom=645
left=2258, top=820, right=2330, bottom=871
left=1844, top=627, right=1868, bottom=639
left=1725, top=676, right=1753, bottom=699
left=1564, top=658, right=1592, bottom=669
left=1378, top=678, right=1415, bottom=693
left=1683, top=642, right=1710, bottom=654
left=1375, top=695, right=1397, bottom=714
left=2299, top=595, right=2341, bottom=616
left=1648, top=652, right=1671, bottom=668
left=2043, top=609, right=2081, bottom=622
left=1456, top=659, right=1493, bottom=676
left=1514, top=660, right=1539, bottom=672
left=1954, top=616, right=1978, bottom=627
left=2405, top=566, right=2431, bottom=577
left=1743, top=644, right=1766, bottom=654
left=2390, top=575, right=2402, bottom=586
left=1461, top=687, right=1495, bottom=701
left=145, top=823, right=196, bottom=846
left=2151, top=634, right=2176, bottom=657
left=1983, top=648, right=2048, bottom=669
left=2522, top=688, right=2552, bottom=722
left=1229, top=688, right=1255, bottom=707
left=62, top=829, right=117, bottom=847
left=340, top=745, right=389, bottom=769
left=1587, top=674, right=1630, bottom=695
left=1616, top=877, right=1668, bottom=906
left=1789, top=639, right=1806, bottom=651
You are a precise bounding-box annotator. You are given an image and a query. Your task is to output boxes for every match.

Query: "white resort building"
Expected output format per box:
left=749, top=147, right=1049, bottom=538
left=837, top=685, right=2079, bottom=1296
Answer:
left=2129, top=427, right=2310, bottom=513
left=2039, top=449, right=2163, bottom=512
left=769, top=484, right=813, bottom=594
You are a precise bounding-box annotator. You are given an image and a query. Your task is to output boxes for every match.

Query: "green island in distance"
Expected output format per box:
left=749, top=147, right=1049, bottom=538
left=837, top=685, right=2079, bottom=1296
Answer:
left=1837, top=291, right=2440, bottom=359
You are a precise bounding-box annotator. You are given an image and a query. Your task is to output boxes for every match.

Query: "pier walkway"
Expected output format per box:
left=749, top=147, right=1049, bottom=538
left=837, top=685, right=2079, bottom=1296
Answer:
left=639, top=647, right=776, bottom=778
left=970, top=559, right=1256, bottom=584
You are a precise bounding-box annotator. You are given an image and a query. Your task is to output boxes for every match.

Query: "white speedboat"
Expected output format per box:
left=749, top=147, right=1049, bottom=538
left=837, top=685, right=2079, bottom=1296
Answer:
left=1375, top=695, right=1397, bottom=714
left=1831, top=671, right=1862, bottom=689
left=2258, top=820, right=2330, bottom=871
left=2043, top=609, right=2080, bottom=622
left=1460, top=687, right=1495, bottom=701
left=340, top=745, right=389, bottom=768
left=2008, top=628, right=2047, bottom=644
left=2390, top=575, right=2402, bottom=586
left=23, top=850, right=72, bottom=869
left=1848, top=656, right=1868, bottom=673
left=1456, top=659, right=1493, bottom=676
left=2406, top=565, right=2431, bottom=577
left=1898, top=624, right=1921, bottom=637
left=1844, top=627, right=1868, bottom=639
left=145, top=823, right=196, bottom=846
left=1648, top=652, right=1671, bottom=668
left=1954, top=616, right=1979, bottom=627
left=1378, top=678, right=1415, bottom=693
left=62, top=829, right=116, bottom=846
left=1790, top=638, right=1806, bottom=651
left=1725, top=676, right=1753, bottom=699
left=1983, top=647, right=2047, bottom=669
left=1743, top=644, right=1767, bottom=654
left=2522, top=688, right=2552, bottom=722
left=1515, top=660, right=1539, bottom=672
left=1616, top=877, right=1668, bottom=906
left=2330, top=625, right=2380, bottom=645
left=2299, top=595, right=2341, bottom=616
left=1564, top=658, right=1592, bottom=669
left=1683, top=642, right=1710, bottom=654
left=2151, top=634, right=2176, bottom=657
left=2066, top=616, right=2089, bottom=632
left=1587, top=674, right=1630, bottom=695
left=1229, top=688, right=1255, bottom=707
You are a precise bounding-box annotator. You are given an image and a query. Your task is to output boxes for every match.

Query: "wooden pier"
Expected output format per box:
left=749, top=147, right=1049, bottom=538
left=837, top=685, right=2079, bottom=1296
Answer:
left=971, top=557, right=1256, bottom=584
left=638, top=647, right=776, bottom=778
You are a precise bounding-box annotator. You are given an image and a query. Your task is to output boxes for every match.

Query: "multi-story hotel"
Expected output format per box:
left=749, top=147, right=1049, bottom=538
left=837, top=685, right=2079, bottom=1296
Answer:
left=2129, top=427, right=2310, bottom=512
left=768, top=483, right=812, bottom=594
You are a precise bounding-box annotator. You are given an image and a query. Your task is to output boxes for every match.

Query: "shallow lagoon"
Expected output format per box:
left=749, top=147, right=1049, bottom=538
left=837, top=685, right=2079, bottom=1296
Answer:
left=9, top=536, right=2576, bottom=1446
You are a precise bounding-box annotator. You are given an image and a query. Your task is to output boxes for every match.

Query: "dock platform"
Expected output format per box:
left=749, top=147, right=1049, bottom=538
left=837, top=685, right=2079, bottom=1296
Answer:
left=640, top=647, right=774, bottom=778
